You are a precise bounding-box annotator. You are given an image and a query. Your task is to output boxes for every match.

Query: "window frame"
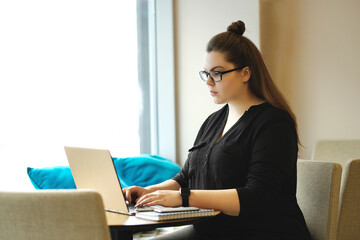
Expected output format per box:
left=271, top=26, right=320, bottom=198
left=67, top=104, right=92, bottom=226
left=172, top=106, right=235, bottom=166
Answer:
left=138, top=0, right=176, bottom=161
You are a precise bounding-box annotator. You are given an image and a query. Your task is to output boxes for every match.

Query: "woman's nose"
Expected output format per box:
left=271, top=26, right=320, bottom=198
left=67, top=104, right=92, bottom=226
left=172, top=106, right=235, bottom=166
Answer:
left=205, top=76, right=214, bottom=86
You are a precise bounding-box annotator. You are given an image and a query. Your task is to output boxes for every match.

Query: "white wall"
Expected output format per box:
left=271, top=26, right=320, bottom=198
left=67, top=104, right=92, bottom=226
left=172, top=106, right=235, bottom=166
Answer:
left=174, top=0, right=260, bottom=165
left=260, top=0, right=360, bottom=159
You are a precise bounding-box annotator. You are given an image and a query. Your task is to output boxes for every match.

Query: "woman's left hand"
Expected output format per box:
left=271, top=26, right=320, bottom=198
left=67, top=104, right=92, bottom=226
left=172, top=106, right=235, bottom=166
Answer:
left=134, top=190, right=182, bottom=208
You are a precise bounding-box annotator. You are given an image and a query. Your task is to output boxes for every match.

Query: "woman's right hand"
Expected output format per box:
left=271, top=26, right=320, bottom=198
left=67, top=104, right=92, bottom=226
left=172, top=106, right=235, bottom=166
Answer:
left=122, top=186, right=152, bottom=204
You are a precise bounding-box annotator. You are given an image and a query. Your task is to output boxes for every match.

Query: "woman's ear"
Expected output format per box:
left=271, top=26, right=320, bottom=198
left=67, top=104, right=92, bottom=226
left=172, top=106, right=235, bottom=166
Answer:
left=241, top=66, right=251, bottom=83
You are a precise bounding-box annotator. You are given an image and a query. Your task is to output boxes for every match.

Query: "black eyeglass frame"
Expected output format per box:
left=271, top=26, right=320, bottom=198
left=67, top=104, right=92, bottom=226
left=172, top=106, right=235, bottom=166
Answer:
left=199, top=65, right=248, bottom=82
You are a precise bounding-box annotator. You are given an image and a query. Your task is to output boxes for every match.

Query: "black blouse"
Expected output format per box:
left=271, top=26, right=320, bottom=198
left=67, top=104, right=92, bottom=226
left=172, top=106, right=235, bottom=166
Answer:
left=173, top=102, right=311, bottom=240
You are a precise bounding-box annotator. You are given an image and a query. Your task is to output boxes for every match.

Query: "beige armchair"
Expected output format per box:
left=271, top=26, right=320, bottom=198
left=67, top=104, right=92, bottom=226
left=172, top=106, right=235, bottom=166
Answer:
left=312, top=140, right=360, bottom=239
left=336, top=159, right=360, bottom=240
left=297, top=160, right=342, bottom=240
left=312, top=139, right=360, bottom=167
left=0, top=190, right=111, bottom=240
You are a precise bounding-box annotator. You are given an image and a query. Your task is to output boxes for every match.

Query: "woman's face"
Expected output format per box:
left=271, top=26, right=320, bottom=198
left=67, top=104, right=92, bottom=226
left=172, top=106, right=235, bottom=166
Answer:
left=203, top=51, right=250, bottom=105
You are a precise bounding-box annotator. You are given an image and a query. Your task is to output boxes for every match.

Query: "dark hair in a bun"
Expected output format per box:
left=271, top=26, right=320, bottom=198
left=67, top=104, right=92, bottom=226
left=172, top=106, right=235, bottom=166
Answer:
left=227, top=20, right=245, bottom=36
left=205, top=20, right=301, bottom=145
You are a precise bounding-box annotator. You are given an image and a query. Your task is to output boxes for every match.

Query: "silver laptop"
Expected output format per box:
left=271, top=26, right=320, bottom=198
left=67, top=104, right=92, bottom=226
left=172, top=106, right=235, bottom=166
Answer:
left=64, top=146, right=134, bottom=215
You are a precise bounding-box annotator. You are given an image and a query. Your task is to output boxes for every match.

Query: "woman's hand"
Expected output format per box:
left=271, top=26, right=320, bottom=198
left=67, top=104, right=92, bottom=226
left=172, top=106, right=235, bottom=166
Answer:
left=122, top=186, right=151, bottom=204
left=135, top=190, right=182, bottom=208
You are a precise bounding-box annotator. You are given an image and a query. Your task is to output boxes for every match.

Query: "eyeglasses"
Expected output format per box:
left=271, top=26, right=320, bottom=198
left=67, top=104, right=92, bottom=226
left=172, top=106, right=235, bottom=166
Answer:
left=199, top=66, right=247, bottom=82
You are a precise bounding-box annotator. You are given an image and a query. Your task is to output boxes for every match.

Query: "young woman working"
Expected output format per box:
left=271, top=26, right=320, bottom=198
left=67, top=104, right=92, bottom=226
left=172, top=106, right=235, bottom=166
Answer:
left=123, top=20, right=310, bottom=240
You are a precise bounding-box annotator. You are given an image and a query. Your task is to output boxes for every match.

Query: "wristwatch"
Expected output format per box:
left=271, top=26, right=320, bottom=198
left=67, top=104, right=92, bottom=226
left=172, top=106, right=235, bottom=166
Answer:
left=179, top=187, right=190, bottom=207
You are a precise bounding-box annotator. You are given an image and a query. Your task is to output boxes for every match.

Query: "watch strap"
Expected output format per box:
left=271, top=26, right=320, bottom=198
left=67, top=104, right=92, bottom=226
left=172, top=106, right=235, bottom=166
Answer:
left=180, top=187, right=190, bottom=207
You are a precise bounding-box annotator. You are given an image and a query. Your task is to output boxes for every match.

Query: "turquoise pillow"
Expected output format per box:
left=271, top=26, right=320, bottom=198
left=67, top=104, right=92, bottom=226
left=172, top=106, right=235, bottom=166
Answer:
left=27, top=155, right=180, bottom=189
left=112, top=155, right=181, bottom=188
left=27, top=166, right=76, bottom=189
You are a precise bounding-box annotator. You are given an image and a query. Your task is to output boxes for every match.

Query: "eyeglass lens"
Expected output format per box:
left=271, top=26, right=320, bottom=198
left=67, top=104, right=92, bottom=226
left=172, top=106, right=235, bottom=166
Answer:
left=199, top=71, right=222, bottom=82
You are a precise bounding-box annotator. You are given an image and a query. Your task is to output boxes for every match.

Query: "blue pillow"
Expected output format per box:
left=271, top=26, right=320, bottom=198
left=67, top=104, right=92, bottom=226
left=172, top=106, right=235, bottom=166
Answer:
left=112, top=155, right=181, bottom=188
left=27, top=166, right=76, bottom=189
left=27, top=155, right=181, bottom=189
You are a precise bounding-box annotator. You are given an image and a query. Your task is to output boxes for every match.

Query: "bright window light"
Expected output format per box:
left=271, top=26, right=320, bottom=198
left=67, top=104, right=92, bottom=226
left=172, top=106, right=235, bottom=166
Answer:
left=0, top=0, right=140, bottom=190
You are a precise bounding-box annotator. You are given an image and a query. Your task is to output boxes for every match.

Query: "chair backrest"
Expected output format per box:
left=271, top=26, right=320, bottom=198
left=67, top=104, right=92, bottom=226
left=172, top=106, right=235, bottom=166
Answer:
left=0, top=190, right=111, bottom=240
left=337, top=159, right=360, bottom=240
left=297, top=160, right=342, bottom=240
left=312, top=140, right=360, bottom=167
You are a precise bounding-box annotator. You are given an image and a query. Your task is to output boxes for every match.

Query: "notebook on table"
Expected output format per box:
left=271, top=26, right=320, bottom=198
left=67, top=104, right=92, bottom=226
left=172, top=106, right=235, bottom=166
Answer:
left=135, top=207, right=216, bottom=221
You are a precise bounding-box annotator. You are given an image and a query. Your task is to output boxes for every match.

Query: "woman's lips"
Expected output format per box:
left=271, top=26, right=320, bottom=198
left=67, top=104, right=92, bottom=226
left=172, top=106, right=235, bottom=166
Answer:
left=210, top=91, right=217, bottom=96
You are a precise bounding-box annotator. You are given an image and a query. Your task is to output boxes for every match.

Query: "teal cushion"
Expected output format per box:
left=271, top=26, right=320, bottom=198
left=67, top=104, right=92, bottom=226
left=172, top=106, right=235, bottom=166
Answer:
left=27, top=155, right=180, bottom=189
left=112, top=155, right=181, bottom=188
left=27, top=166, right=76, bottom=189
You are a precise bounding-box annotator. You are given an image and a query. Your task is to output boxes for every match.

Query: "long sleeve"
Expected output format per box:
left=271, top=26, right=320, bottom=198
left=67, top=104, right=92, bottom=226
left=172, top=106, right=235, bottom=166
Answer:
left=236, top=116, right=298, bottom=218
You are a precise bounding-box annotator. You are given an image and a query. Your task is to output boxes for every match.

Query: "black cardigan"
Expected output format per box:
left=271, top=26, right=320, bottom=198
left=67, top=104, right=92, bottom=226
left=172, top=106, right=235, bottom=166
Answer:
left=173, top=102, right=311, bottom=240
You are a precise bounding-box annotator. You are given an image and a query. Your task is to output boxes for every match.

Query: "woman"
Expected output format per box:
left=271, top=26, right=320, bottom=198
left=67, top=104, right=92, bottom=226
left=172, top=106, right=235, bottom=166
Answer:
left=123, top=20, right=311, bottom=239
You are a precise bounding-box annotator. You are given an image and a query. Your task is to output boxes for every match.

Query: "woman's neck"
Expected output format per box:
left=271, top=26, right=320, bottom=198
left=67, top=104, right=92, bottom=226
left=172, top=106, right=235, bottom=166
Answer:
left=228, top=96, right=265, bottom=119
left=218, top=98, right=264, bottom=141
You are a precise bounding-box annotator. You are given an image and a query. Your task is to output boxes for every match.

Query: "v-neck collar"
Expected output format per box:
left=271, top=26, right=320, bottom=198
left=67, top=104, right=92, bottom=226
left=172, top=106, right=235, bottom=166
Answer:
left=212, top=102, right=269, bottom=145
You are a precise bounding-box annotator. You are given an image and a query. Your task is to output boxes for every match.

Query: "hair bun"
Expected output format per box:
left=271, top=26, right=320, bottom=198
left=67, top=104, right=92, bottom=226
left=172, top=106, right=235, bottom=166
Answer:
left=227, top=20, right=245, bottom=36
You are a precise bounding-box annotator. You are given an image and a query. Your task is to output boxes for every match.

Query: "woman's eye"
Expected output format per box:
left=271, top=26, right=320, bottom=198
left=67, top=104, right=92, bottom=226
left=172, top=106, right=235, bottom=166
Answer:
left=212, top=71, right=221, bottom=77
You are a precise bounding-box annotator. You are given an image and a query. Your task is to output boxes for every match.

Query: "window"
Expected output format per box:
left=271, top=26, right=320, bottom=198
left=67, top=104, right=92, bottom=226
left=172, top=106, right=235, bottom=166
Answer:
left=0, top=1, right=141, bottom=190
left=0, top=0, right=176, bottom=191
